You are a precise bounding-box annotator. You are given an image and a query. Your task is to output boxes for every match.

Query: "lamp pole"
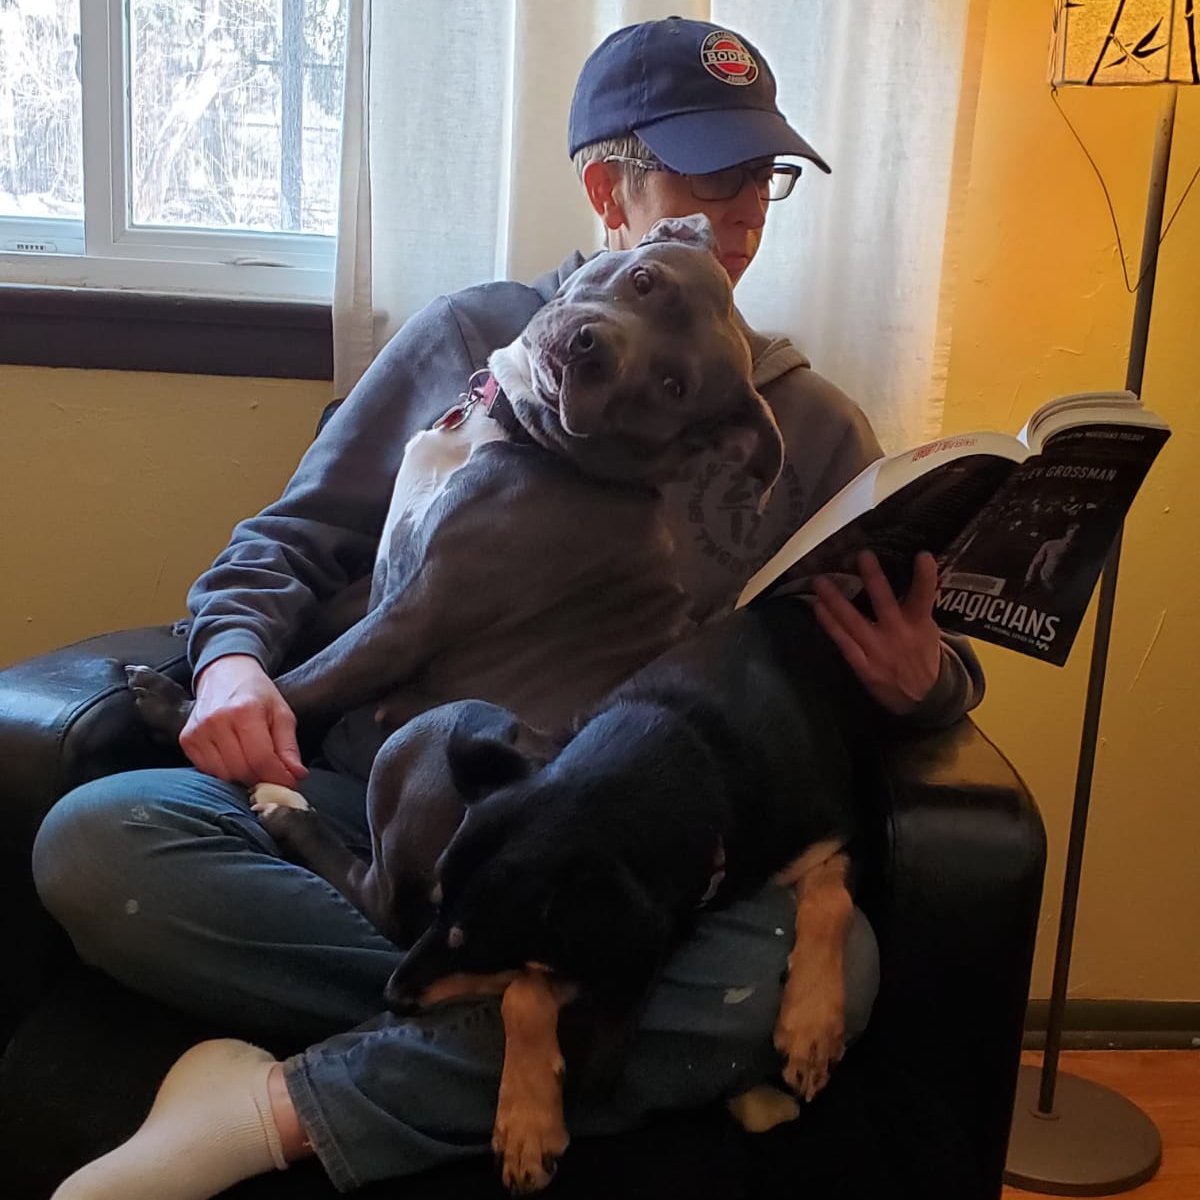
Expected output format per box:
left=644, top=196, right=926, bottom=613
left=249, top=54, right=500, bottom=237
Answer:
left=1004, top=85, right=1176, bottom=1196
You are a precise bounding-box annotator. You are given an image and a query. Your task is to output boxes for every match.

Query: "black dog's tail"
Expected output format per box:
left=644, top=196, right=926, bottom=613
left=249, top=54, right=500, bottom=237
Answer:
left=125, top=665, right=193, bottom=742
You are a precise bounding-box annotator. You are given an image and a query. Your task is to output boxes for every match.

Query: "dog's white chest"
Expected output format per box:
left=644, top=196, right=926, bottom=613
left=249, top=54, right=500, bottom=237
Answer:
left=377, top=405, right=506, bottom=569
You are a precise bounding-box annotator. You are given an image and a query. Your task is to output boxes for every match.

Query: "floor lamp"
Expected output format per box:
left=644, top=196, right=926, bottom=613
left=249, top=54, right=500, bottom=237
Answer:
left=1005, top=3, right=1194, bottom=1195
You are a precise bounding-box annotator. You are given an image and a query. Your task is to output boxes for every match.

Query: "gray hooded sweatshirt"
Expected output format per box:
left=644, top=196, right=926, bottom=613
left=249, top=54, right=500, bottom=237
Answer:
left=187, top=252, right=983, bottom=776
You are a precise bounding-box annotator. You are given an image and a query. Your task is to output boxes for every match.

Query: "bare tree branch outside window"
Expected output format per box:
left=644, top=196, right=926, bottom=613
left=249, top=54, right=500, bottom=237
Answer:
left=129, top=0, right=347, bottom=234
left=0, top=0, right=346, bottom=235
left=0, top=0, right=83, bottom=221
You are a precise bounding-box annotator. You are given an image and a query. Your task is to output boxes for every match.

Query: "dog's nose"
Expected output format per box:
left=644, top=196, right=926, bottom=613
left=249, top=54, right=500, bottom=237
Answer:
left=383, top=964, right=422, bottom=1014
left=568, top=324, right=600, bottom=360
left=384, top=980, right=421, bottom=1015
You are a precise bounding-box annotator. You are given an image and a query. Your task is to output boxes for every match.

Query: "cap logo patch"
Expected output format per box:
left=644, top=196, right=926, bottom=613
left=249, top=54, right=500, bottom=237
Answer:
left=700, top=31, right=758, bottom=86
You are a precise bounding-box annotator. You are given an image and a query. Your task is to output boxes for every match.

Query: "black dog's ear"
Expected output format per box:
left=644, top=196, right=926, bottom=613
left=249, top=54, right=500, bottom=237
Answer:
left=545, top=858, right=670, bottom=1004
left=639, top=213, right=716, bottom=252
left=541, top=860, right=669, bottom=1097
left=445, top=702, right=544, bottom=804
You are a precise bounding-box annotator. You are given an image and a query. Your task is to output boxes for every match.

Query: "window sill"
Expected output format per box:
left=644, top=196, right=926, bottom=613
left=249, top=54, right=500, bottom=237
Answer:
left=0, top=285, right=333, bottom=380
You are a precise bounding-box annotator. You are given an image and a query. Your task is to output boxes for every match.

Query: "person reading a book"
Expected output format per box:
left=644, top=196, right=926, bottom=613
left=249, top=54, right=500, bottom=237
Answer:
left=38, top=18, right=984, bottom=1199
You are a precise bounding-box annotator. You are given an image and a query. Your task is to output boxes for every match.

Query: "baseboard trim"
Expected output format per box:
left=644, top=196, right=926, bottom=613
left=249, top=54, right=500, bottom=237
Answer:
left=1023, top=1000, right=1200, bottom=1049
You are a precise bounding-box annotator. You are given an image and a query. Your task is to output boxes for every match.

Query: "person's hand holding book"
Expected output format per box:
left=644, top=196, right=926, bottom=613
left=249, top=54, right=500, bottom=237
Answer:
left=812, top=550, right=941, bottom=716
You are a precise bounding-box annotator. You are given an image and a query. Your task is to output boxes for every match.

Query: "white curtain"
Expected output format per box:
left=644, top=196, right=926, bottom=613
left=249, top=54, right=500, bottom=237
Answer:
left=334, top=0, right=985, bottom=451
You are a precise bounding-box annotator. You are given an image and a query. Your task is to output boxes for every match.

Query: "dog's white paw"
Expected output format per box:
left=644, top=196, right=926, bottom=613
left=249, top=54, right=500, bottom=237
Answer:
left=249, top=783, right=310, bottom=815
left=727, top=1084, right=801, bottom=1133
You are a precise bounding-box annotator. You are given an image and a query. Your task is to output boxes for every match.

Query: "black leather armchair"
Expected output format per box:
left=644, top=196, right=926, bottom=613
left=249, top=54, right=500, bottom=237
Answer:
left=0, top=623, right=1044, bottom=1200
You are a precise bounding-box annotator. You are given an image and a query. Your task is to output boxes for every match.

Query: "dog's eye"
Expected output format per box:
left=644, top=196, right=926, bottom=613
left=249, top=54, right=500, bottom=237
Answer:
left=663, top=377, right=684, bottom=400
left=632, top=268, right=654, bottom=295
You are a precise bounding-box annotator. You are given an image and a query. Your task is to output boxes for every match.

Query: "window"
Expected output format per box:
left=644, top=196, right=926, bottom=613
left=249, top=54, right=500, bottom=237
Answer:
left=0, top=0, right=347, bottom=301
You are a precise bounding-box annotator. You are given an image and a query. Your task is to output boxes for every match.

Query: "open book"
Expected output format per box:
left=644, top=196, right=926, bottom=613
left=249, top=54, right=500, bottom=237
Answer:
left=736, top=391, right=1170, bottom=665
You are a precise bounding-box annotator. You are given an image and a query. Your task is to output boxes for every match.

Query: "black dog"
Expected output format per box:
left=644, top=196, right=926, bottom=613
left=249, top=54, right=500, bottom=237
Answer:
left=258, top=597, right=876, bottom=1192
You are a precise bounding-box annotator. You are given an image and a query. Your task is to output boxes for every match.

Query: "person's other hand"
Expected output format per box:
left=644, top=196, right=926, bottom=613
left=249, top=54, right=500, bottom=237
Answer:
left=181, top=654, right=307, bottom=787
left=812, top=550, right=942, bottom=715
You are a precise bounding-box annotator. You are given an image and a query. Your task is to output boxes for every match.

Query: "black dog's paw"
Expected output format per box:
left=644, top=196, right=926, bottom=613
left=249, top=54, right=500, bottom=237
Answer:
left=125, top=664, right=193, bottom=741
left=773, top=973, right=845, bottom=1103
left=492, top=1110, right=567, bottom=1195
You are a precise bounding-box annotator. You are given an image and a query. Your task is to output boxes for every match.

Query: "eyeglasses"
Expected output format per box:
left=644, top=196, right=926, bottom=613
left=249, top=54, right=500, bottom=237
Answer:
left=601, top=156, right=803, bottom=202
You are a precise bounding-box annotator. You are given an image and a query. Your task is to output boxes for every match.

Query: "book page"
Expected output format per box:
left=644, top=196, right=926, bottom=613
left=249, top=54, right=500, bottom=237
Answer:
left=754, top=454, right=1015, bottom=609
left=737, top=431, right=1024, bottom=608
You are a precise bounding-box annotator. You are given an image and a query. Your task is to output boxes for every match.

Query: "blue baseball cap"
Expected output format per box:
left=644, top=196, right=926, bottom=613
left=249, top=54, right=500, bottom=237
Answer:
left=568, top=17, right=831, bottom=175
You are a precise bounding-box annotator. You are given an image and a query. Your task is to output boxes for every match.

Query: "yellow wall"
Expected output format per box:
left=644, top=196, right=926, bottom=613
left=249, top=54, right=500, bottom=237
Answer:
left=943, top=1, right=1200, bottom=1000
left=2, top=0, right=1196, bottom=1003
left=1, top=366, right=330, bottom=665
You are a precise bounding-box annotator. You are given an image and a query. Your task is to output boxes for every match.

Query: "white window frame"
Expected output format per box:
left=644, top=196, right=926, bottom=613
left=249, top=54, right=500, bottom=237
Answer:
left=0, top=0, right=336, bottom=301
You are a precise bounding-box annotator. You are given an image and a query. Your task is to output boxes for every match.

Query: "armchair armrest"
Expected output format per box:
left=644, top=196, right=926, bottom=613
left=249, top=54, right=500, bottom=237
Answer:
left=867, top=718, right=1046, bottom=1197
left=0, top=625, right=191, bottom=808
left=0, top=626, right=190, bottom=1038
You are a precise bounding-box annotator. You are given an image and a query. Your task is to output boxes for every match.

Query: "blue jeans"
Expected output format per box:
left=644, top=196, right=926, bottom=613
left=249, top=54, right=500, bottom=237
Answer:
left=33, top=767, right=879, bottom=1192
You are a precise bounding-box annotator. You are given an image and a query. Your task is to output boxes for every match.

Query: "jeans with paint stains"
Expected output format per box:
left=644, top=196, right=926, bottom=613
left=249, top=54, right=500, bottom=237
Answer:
left=33, top=766, right=878, bottom=1191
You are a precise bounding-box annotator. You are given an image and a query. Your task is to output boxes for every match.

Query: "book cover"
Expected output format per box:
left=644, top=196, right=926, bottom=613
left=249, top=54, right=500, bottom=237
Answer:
left=934, top=421, right=1170, bottom=664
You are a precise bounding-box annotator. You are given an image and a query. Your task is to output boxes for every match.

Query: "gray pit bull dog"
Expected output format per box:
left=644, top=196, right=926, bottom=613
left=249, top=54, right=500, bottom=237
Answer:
left=128, top=212, right=784, bottom=760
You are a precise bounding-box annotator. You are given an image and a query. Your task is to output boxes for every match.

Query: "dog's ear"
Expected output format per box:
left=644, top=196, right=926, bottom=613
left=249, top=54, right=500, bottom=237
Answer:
left=689, top=387, right=786, bottom=507
left=445, top=702, right=545, bottom=804
left=544, top=857, right=670, bottom=1003
left=638, top=213, right=717, bottom=252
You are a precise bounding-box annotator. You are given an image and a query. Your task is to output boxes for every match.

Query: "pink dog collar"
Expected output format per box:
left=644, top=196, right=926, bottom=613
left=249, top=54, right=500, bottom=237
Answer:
left=433, top=370, right=501, bottom=432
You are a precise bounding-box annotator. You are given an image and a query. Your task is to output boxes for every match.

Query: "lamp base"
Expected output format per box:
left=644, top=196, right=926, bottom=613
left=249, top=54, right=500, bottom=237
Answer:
left=1004, top=1064, right=1161, bottom=1195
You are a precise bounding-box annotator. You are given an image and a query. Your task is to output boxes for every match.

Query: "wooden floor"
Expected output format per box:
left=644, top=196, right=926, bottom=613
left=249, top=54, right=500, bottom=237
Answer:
left=1003, top=1052, right=1200, bottom=1200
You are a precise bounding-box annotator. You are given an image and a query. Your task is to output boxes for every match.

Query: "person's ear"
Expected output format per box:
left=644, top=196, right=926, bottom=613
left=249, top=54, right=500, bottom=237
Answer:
left=581, top=159, right=629, bottom=232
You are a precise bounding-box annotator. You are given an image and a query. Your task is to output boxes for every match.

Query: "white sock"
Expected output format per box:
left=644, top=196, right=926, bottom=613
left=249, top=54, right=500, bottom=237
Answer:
left=52, top=1039, right=289, bottom=1200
